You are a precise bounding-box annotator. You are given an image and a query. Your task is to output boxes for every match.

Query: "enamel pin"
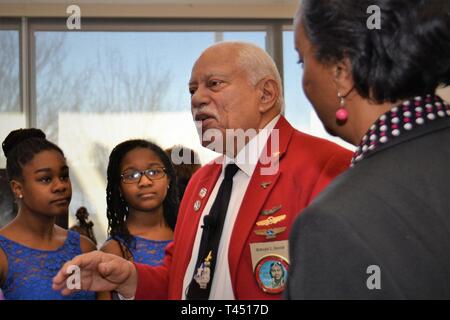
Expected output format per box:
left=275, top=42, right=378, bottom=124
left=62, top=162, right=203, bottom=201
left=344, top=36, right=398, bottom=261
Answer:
left=254, top=227, right=287, bottom=239
left=260, top=205, right=282, bottom=216
left=194, top=250, right=212, bottom=289
left=254, top=255, right=289, bottom=294
left=260, top=182, right=271, bottom=189
left=199, top=187, right=207, bottom=199
left=193, top=200, right=201, bottom=212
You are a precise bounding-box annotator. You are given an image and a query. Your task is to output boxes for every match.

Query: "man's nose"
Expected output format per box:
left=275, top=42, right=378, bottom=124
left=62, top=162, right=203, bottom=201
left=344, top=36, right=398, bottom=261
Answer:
left=191, top=85, right=210, bottom=109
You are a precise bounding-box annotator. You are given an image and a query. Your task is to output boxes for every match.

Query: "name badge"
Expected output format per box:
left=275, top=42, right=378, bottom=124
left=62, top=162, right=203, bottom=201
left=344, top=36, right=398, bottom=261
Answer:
left=250, top=240, right=289, bottom=294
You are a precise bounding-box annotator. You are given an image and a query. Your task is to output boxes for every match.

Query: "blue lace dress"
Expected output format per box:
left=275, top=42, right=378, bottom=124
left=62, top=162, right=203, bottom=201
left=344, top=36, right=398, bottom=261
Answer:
left=0, top=231, right=96, bottom=300
left=114, top=235, right=171, bottom=266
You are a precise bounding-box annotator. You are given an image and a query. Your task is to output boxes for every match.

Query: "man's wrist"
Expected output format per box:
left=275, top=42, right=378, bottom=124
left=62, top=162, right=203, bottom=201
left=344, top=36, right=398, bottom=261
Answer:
left=116, top=292, right=135, bottom=300
left=116, top=261, right=138, bottom=299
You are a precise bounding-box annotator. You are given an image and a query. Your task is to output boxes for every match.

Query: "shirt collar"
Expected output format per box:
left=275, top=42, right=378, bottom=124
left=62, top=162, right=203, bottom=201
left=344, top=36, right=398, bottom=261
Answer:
left=351, top=94, right=450, bottom=166
left=222, top=114, right=281, bottom=177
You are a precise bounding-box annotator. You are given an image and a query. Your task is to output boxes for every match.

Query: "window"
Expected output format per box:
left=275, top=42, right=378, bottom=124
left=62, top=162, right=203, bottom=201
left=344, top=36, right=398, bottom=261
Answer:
left=0, top=27, right=23, bottom=169
left=1, top=19, right=356, bottom=244
left=282, top=29, right=354, bottom=151
left=34, top=24, right=266, bottom=244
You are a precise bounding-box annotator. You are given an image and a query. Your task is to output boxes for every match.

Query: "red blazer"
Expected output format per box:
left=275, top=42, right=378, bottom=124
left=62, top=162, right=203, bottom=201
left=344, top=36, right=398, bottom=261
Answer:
left=135, top=116, right=352, bottom=299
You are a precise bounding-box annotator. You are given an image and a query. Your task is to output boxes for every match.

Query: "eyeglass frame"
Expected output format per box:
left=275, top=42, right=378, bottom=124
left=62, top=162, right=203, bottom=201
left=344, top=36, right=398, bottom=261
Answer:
left=120, top=167, right=167, bottom=184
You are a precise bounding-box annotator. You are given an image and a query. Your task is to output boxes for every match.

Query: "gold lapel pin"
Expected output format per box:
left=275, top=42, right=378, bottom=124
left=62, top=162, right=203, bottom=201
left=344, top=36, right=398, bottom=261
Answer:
left=256, top=214, right=286, bottom=227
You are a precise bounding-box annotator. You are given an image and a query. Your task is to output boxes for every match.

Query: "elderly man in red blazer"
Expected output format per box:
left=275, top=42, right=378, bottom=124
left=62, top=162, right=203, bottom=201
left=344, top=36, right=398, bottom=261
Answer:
left=53, top=41, right=351, bottom=300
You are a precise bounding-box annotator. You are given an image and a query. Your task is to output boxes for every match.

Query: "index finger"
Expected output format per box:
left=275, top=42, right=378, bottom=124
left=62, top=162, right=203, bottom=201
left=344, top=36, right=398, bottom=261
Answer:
left=52, top=252, right=95, bottom=290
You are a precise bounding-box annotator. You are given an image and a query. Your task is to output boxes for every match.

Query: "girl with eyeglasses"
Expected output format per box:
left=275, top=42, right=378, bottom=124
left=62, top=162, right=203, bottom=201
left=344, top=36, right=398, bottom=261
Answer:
left=0, top=128, right=96, bottom=300
left=98, top=139, right=179, bottom=299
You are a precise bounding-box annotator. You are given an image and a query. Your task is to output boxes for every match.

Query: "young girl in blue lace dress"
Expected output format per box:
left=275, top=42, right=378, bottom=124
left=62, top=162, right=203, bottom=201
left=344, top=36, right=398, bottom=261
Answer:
left=0, top=128, right=97, bottom=300
left=98, top=139, right=179, bottom=299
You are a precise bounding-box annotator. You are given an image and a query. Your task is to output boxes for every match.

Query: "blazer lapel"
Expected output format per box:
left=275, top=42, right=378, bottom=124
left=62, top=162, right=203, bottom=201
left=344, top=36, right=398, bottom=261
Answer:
left=228, top=115, right=293, bottom=290
left=228, top=169, right=281, bottom=283
left=175, top=163, right=222, bottom=287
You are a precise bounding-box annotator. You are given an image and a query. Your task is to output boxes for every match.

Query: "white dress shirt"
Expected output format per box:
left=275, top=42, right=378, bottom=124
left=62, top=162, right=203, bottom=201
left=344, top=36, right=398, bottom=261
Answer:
left=182, top=115, right=280, bottom=299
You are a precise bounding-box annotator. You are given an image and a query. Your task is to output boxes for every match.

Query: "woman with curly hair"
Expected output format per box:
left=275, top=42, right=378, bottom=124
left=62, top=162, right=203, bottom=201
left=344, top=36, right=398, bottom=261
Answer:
left=98, top=139, right=179, bottom=299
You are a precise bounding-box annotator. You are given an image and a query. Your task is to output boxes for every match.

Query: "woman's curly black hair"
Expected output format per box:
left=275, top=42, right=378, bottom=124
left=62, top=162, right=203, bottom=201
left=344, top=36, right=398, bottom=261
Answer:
left=2, top=128, right=64, bottom=181
left=298, top=0, right=450, bottom=103
left=106, top=139, right=179, bottom=258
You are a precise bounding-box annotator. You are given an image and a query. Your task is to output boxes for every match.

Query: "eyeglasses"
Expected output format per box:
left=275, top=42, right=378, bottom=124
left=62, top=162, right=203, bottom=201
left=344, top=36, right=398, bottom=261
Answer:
left=121, top=167, right=166, bottom=184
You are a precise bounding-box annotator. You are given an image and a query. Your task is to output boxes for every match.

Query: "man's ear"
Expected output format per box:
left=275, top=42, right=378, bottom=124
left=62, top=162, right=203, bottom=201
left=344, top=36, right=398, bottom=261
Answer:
left=10, top=179, right=23, bottom=199
left=257, top=78, right=279, bottom=113
left=333, top=58, right=354, bottom=97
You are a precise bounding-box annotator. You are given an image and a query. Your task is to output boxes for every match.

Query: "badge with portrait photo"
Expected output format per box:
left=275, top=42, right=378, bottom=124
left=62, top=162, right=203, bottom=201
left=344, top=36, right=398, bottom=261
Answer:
left=254, top=255, right=289, bottom=294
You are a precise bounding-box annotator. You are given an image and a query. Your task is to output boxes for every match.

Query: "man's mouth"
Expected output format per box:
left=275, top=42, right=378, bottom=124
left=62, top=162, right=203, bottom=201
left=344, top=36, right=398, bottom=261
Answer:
left=194, top=113, right=215, bottom=122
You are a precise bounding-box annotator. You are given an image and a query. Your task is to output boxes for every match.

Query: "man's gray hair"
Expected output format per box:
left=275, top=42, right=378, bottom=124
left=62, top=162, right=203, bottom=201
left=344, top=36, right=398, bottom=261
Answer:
left=212, top=41, right=285, bottom=112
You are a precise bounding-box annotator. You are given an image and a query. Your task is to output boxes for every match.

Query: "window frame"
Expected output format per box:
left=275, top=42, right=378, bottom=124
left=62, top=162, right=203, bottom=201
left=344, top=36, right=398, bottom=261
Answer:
left=24, top=17, right=291, bottom=127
